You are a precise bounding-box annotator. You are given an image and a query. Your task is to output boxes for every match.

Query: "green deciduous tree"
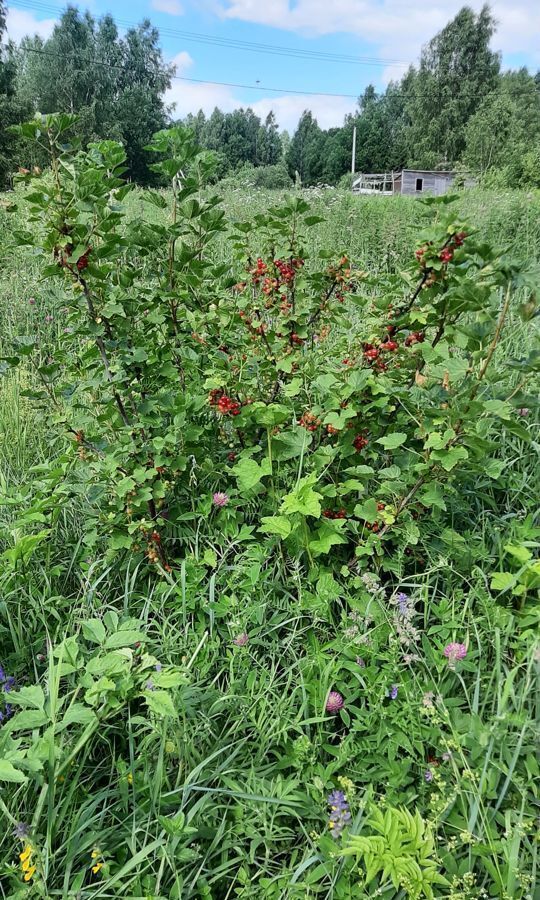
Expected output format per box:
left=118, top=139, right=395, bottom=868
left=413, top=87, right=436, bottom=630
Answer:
left=17, top=5, right=172, bottom=183
left=464, top=69, right=540, bottom=185
left=403, top=4, right=500, bottom=167
left=0, top=0, right=30, bottom=187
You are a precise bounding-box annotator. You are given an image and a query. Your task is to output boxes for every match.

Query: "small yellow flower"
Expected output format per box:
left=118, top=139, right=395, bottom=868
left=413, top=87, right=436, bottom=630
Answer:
left=91, top=862, right=103, bottom=875
left=91, top=849, right=99, bottom=859
left=23, top=865, right=36, bottom=882
left=19, top=846, right=32, bottom=863
left=126, top=772, right=133, bottom=785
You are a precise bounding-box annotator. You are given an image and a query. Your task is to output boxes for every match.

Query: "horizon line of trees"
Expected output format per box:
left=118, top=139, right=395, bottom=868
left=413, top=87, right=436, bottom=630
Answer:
left=1, top=1, right=540, bottom=190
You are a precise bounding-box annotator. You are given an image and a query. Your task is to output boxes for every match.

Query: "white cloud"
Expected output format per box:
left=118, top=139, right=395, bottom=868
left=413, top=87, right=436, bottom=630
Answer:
left=171, top=50, right=194, bottom=73
left=152, top=0, right=184, bottom=14
left=220, top=1, right=540, bottom=69
left=165, top=79, right=240, bottom=118
left=5, top=8, right=57, bottom=43
left=251, top=94, right=355, bottom=131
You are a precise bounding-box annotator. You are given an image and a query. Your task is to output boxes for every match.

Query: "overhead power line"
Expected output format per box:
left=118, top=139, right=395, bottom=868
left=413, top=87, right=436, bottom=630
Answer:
left=16, top=45, right=362, bottom=98
left=8, top=0, right=411, bottom=68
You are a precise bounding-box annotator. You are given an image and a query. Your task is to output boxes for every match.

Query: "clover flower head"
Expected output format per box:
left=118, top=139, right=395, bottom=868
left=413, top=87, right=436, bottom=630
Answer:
left=212, top=491, right=229, bottom=508
left=326, top=691, right=344, bottom=714
left=424, top=768, right=434, bottom=783
left=444, top=642, right=467, bottom=666
left=233, top=632, right=248, bottom=647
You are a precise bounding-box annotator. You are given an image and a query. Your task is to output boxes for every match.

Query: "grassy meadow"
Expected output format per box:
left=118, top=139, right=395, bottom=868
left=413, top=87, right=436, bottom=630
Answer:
left=0, top=178, right=539, bottom=900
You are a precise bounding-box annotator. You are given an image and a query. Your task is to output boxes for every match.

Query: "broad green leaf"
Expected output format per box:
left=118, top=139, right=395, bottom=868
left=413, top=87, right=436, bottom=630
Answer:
left=280, top=475, right=322, bottom=519
left=5, top=709, right=48, bottom=732
left=259, top=516, right=292, bottom=538
left=144, top=689, right=177, bottom=718
left=110, top=531, right=133, bottom=550
left=104, top=630, right=145, bottom=649
left=309, top=524, right=348, bottom=556
left=490, top=572, right=516, bottom=591
left=59, top=704, right=97, bottom=729
left=82, top=618, right=106, bottom=644
left=419, top=483, right=447, bottom=511
left=431, top=446, right=468, bottom=471
left=8, top=685, right=45, bottom=710
left=232, top=457, right=271, bottom=491
left=504, top=543, right=532, bottom=563
left=202, top=548, right=217, bottom=568
left=354, top=498, right=379, bottom=523
left=376, top=432, right=407, bottom=450
left=0, top=760, right=28, bottom=783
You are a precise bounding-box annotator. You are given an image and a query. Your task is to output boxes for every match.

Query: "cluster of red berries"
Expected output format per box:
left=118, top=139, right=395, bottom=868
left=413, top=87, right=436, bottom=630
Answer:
left=275, top=257, right=304, bottom=285
left=76, top=248, right=91, bottom=271
left=208, top=389, right=241, bottom=417
left=250, top=258, right=268, bottom=283
left=353, top=434, right=368, bottom=451
left=300, top=411, right=321, bottom=431
left=404, top=331, right=425, bottom=347
left=416, top=231, right=468, bottom=269
left=323, top=508, right=347, bottom=519
left=364, top=502, right=386, bottom=533
left=262, top=276, right=279, bottom=296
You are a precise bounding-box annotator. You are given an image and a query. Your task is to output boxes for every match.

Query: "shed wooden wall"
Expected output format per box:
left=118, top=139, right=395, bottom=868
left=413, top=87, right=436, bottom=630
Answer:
left=401, top=171, right=454, bottom=196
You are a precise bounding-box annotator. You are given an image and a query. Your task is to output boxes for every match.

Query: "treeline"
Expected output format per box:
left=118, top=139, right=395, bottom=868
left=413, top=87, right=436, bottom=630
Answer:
left=0, top=1, right=173, bottom=186
left=186, top=6, right=540, bottom=189
left=1, top=1, right=539, bottom=189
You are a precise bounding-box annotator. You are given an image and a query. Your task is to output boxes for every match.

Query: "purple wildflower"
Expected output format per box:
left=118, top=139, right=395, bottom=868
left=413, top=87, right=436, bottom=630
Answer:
left=325, top=691, right=344, bottom=714
left=45, top=314, right=53, bottom=324
left=13, top=822, right=29, bottom=840
left=233, top=632, right=248, bottom=647
left=517, top=408, right=529, bottom=416
left=28, top=298, right=36, bottom=306
left=155, top=663, right=162, bottom=672
left=212, top=491, right=229, bottom=508
left=0, top=704, right=13, bottom=723
left=388, top=684, right=398, bottom=700
left=145, top=679, right=155, bottom=691
left=396, top=592, right=410, bottom=617
left=444, top=642, right=467, bottom=667
left=2, top=675, right=16, bottom=693
left=424, top=769, right=433, bottom=783
left=442, top=751, right=452, bottom=762
left=327, top=790, right=351, bottom=838
left=356, top=656, right=365, bottom=667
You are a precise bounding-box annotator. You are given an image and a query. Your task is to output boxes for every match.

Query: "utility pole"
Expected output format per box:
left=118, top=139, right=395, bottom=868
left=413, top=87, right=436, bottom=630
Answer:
left=351, top=125, right=357, bottom=175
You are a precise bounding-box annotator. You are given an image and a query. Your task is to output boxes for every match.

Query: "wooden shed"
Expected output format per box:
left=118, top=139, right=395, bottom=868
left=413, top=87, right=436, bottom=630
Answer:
left=352, top=169, right=456, bottom=197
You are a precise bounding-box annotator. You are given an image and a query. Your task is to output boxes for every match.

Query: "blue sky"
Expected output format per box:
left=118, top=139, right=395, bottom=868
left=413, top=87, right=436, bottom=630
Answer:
left=5, top=0, right=540, bottom=131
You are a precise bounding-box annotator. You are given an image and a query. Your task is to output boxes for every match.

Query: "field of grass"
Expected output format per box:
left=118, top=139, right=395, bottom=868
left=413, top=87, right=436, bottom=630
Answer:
left=0, top=171, right=539, bottom=900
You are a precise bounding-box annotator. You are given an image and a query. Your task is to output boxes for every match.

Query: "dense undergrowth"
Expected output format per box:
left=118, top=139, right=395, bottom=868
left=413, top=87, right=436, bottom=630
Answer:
left=0, top=116, right=538, bottom=899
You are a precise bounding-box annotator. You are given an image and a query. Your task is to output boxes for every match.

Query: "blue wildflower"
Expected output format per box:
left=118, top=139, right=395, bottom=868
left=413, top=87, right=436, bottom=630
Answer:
left=327, top=790, right=351, bottom=838
left=388, top=684, right=398, bottom=700
left=424, top=768, right=433, bottom=783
